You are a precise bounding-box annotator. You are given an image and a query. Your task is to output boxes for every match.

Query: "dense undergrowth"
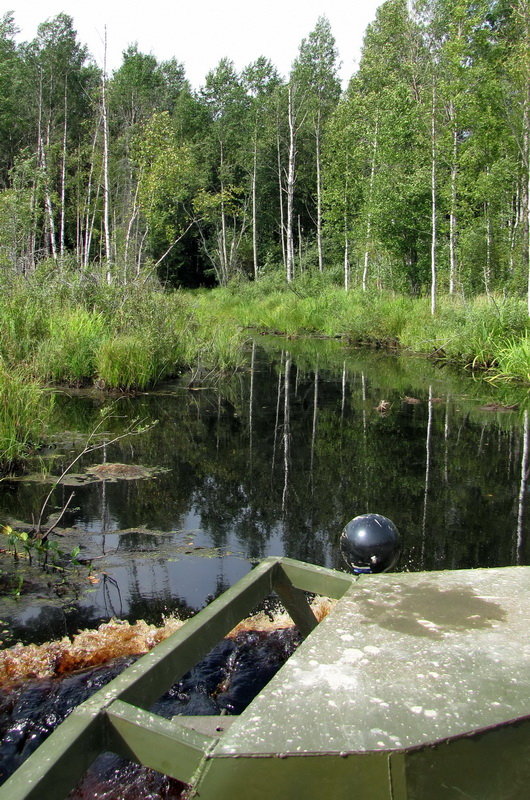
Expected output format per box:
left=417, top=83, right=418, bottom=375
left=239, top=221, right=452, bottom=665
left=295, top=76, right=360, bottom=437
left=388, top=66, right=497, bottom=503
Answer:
left=193, top=275, right=530, bottom=376
left=0, top=274, right=246, bottom=472
left=2, top=269, right=530, bottom=472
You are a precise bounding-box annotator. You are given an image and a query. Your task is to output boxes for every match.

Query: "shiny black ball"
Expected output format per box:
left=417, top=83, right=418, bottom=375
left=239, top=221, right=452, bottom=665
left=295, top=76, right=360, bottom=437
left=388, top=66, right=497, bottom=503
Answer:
left=340, top=513, right=401, bottom=574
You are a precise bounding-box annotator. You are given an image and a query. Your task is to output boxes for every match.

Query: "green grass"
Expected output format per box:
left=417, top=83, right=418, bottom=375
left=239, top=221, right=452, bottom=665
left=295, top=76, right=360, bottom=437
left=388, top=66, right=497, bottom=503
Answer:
left=2, top=271, right=530, bottom=474
left=495, top=336, right=530, bottom=383
left=195, top=281, right=530, bottom=378
left=96, top=335, right=158, bottom=390
left=0, top=363, right=53, bottom=474
left=33, top=308, right=105, bottom=383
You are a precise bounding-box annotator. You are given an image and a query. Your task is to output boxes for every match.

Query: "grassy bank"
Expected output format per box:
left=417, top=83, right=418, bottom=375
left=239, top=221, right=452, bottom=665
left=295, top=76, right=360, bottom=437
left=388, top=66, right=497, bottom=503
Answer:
left=193, top=277, right=530, bottom=381
left=2, top=271, right=530, bottom=472
left=0, top=277, right=246, bottom=391
left=0, top=364, right=53, bottom=475
left=0, top=276, right=246, bottom=472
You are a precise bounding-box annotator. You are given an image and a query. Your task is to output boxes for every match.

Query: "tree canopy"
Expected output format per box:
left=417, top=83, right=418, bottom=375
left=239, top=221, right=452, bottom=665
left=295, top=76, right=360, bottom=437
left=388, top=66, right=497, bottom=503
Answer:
left=0, top=3, right=528, bottom=305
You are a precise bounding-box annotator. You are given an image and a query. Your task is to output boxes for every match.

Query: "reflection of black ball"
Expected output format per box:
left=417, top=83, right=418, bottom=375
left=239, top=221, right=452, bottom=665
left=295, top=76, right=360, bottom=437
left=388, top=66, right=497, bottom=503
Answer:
left=340, top=514, right=401, bottom=574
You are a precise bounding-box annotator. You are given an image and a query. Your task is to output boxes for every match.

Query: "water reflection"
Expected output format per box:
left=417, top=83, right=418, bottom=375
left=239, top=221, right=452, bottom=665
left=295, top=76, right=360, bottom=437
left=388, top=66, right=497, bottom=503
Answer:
left=1, top=339, right=530, bottom=643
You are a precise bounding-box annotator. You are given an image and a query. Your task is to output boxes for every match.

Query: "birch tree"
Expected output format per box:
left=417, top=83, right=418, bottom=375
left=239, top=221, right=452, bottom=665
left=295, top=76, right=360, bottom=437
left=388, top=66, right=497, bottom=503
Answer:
left=20, top=14, right=98, bottom=267
left=242, top=57, right=281, bottom=279
left=292, top=17, right=340, bottom=273
left=200, top=59, right=250, bottom=282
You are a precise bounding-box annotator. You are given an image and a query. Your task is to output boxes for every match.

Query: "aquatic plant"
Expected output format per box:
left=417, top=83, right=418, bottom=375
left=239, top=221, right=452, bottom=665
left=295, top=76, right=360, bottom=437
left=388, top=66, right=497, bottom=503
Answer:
left=0, top=523, right=81, bottom=574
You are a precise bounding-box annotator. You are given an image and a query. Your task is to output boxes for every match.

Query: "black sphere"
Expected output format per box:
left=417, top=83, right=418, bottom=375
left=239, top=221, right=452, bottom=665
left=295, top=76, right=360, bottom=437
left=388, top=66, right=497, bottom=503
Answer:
left=340, top=513, right=401, bottom=574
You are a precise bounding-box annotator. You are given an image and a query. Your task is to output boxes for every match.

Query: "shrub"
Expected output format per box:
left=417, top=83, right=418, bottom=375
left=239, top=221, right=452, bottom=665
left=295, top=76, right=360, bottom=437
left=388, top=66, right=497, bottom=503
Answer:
left=496, top=336, right=530, bottom=383
left=96, top=335, right=156, bottom=390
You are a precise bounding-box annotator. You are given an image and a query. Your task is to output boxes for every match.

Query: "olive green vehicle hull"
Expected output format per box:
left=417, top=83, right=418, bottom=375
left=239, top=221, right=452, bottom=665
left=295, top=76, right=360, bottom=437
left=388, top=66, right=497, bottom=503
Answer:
left=3, top=558, right=530, bottom=799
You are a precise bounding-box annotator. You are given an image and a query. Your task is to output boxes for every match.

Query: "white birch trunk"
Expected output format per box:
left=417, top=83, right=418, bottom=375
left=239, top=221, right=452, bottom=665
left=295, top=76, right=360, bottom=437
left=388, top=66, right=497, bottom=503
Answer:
left=286, top=85, right=296, bottom=283
left=59, top=83, right=68, bottom=260
left=525, top=86, right=530, bottom=315
left=40, top=134, right=57, bottom=262
left=276, top=126, right=286, bottom=272
left=83, top=119, right=101, bottom=267
left=219, top=140, right=228, bottom=283
left=315, top=113, right=323, bottom=272
left=449, top=103, right=458, bottom=295
left=252, top=133, right=258, bottom=280
left=362, top=119, right=378, bottom=293
left=527, top=131, right=530, bottom=316
left=124, top=179, right=140, bottom=282
left=344, top=230, right=349, bottom=291
left=102, top=29, right=111, bottom=283
left=298, top=215, right=303, bottom=272
left=430, top=80, right=437, bottom=316
left=483, top=165, right=492, bottom=296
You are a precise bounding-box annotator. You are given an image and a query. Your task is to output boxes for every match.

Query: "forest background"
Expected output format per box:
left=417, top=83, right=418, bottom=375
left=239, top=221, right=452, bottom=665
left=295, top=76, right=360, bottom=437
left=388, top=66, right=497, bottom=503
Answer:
left=2, top=0, right=530, bottom=472
left=1, top=0, right=529, bottom=301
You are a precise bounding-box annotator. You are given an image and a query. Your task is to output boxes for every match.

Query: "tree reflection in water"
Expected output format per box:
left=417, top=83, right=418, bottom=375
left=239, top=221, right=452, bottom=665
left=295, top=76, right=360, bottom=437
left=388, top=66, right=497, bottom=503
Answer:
left=1, top=338, right=530, bottom=642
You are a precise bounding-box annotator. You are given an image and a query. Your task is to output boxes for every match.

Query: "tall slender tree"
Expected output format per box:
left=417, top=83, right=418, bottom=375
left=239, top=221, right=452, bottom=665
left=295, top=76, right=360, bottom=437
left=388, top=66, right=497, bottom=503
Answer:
left=242, top=57, right=281, bottom=279
left=292, top=17, right=341, bottom=272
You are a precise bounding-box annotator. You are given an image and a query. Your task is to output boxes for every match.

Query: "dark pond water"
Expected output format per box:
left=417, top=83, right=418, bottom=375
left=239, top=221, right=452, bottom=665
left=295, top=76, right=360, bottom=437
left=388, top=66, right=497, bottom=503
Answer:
left=1, top=336, right=530, bottom=646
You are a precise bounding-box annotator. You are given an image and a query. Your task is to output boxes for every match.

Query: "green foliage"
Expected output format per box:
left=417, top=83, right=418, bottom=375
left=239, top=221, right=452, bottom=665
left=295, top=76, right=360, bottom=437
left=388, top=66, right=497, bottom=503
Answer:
left=33, top=308, right=105, bottom=383
left=0, top=3, right=527, bottom=298
left=495, top=336, right=530, bottom=383
left=96, top=335, right=156, bottom=390
left=0, top=523, right=83, bottom=577
left=135, top=111, right=199, bottom=244
left=0, top=363, right=53, bottom=473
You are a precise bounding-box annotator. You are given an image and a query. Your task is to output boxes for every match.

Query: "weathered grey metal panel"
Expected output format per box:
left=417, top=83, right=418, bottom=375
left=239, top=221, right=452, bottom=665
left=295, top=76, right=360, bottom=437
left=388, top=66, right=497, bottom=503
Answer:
left=215, top=567, right=530, bottom=757
left=4, top=562, right=530, bottom=800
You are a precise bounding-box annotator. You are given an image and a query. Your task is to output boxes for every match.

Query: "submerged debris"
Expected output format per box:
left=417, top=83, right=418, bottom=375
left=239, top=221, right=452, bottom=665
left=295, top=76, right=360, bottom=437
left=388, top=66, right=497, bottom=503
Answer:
left=479, top=402, right=519, bottom=412
left=375, top=400, right=391, bottom=414
left=9, top=463, right=166, bottom=486
left=85, top=463, right=159, bottom=481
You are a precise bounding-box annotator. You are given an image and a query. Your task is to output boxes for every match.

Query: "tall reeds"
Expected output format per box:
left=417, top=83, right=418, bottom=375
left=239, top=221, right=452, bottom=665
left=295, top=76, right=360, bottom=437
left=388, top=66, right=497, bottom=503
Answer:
left=0, top=363, right=53, bottom=474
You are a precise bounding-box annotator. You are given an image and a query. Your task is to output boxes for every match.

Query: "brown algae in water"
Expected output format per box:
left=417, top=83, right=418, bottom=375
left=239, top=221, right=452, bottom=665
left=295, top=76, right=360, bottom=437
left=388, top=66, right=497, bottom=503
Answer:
left=0, top=598, right=335, bottom=689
